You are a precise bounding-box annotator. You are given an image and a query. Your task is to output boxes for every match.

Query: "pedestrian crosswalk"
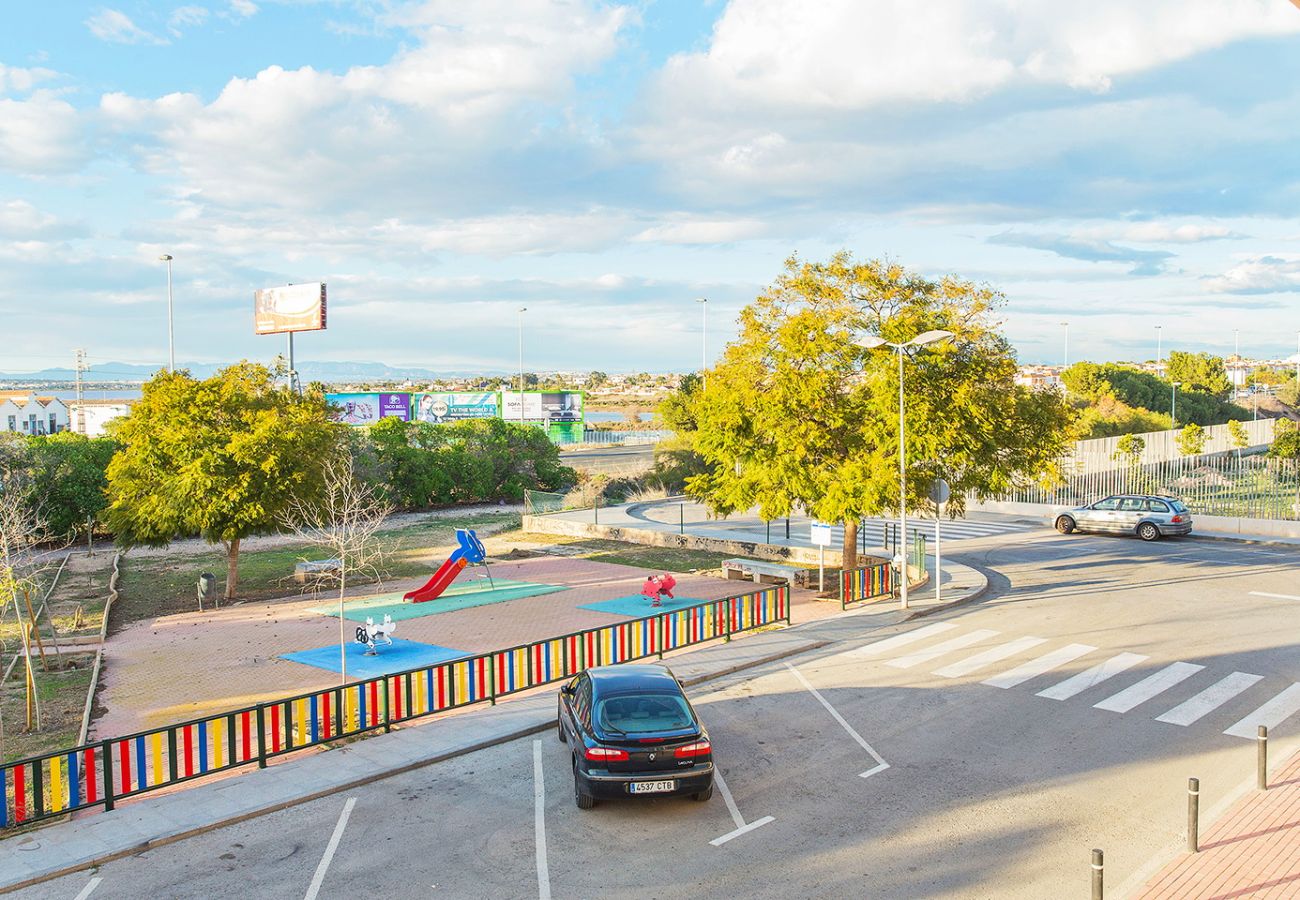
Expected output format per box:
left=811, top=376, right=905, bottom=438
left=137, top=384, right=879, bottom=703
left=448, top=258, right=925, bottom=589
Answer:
left=827, top=516, right=1033, bottom=547
left=846, top=625, right=1300, bottom=740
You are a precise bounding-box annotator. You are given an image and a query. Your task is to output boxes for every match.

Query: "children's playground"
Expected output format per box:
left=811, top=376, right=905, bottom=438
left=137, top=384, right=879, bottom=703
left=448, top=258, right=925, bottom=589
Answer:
left=92, top=529, right=776, bottom=739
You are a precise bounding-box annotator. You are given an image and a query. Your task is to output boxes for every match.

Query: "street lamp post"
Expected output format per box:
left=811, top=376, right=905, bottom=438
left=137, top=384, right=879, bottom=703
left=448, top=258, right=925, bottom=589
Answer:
left=1156, top=325, right=1162, bottom=376
left=696, top=297, right=708, bottom=391
left=854, top=329, right=954, bottom=610
left=159, top=254, right=174, bottom=373
left=1061, top=321, right=1069, bottom=369
left=517, top=306, right=527, bottom=425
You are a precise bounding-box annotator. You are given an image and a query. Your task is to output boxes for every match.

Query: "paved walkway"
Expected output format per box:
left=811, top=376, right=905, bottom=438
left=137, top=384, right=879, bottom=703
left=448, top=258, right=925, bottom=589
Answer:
left=1138, top=748, right=1300, bottom=898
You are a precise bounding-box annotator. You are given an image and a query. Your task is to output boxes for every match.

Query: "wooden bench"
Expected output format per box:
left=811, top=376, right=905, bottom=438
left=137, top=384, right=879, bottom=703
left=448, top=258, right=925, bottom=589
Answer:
left=294, top=559, right=341, bottom=584
left=722, top=558, right=805, bottom=586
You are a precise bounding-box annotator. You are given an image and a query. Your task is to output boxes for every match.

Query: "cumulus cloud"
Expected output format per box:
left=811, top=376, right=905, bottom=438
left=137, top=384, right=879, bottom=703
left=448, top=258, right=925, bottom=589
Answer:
left=0, top=64, right=56, bottom=95
left=85, top=9, right=168, bottom=45
left=0, top=93, right=89, bottom=174
left=228, top=0, right=257, bottom=17
left=1204, top=255, right=1300, bottom=294
left=0, top=201, right=88, bottom=240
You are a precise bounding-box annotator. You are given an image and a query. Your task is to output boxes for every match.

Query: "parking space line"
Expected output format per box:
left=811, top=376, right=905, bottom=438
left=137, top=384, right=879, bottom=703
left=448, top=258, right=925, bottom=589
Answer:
left=1249, top=591, right=1300, bottom=601
left=304, top=796, right=356, bottom=900
left=709, top=769, right=775, bottom=847
left=785, top=663, right=890, bottom=779
left=533, top=740, right=551, bottom=900
left=73, top=877, right=103, bottom=900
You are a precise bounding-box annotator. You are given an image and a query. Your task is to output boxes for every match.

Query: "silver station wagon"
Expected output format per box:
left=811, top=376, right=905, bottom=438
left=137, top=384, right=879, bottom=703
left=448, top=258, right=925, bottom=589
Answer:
left=1054, top=494, right=1193, bottom=541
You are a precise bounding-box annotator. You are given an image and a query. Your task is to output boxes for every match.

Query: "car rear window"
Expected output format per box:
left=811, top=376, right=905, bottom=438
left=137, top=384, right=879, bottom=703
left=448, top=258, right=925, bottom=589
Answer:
left=1170, top=499, right=1189, bottom=513
left=597, top=693, right=694, bottom=734
left=1146, top=500, right=1170, bottom=512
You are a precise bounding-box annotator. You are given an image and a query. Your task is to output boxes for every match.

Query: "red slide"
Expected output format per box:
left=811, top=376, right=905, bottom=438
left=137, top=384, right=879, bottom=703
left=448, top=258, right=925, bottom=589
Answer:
left=404, top=556, right=468, bottom=603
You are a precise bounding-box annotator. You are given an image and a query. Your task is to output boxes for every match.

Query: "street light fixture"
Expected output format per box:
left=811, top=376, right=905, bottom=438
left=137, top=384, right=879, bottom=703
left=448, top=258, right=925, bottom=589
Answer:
left=517, top=307, right=527, bottom=425
left=159, top=254, right=174, bottom=373
left=696, top=297, right=708, bottom=391
left=854, top=328, right=955, bottom=610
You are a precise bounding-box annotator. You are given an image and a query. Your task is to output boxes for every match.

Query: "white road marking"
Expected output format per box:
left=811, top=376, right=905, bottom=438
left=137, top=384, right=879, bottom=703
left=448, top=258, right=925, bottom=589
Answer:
left=73, top=878, right=103, bottom=900
left=303, top=796, right=356, bottom=900
left=981, top=643, right=1097, bottom=689
left=1094, top=662, right=1205, bottom=713
left=848, top=623, right=958, bottom=659
left=886, top=630, right=999, bottom=669
left=1248, top=591, right=1300, bottom=601
left=1037, top=652, right=1148, bottom=700
left=933, top=636, right=1048, bottom=679
left=709, top=769, right=774, bottom=846
left=786, top=663, right=890, bottom=779
left=1225, top=683, right=1300, bottom=739
left=1155, top=672, right=1265, bottom=726
left=532, top=740, right=551, bottom=900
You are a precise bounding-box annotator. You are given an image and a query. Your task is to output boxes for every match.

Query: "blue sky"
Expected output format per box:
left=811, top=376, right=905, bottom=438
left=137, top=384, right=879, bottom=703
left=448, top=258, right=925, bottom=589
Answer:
left=2, top=0, right=1300, bottom=377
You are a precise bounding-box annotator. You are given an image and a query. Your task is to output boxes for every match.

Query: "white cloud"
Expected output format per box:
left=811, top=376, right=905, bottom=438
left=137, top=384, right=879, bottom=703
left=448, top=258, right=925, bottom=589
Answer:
left=0, top=201, right=87, bottom=240
left=229, top=0, right=257, bottom=17
left=0, top=93, right=88, bottom=174
left=0, top=64, right=56, bottom=95
left=632, top=218, right=769, bottom=245
left=169, top=6, right=210, bottom=35
left=1205, top=254, right=1300, bottom=294
left=85, top=9, right=168, bottom=45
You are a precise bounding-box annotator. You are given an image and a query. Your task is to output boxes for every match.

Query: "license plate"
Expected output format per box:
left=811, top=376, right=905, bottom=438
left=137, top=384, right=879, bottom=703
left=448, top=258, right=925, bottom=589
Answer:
left=629, top=780, right=675, bottom=794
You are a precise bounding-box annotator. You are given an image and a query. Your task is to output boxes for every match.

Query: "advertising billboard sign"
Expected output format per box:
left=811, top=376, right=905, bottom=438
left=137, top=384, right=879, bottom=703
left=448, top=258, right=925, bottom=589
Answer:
left=326, top=393, right=410, bottom=426
left=500, top=391, right=584, bottom=424
left=254, top=283, right=327, bottom=335
left=412, top=393, right=499, bottom=423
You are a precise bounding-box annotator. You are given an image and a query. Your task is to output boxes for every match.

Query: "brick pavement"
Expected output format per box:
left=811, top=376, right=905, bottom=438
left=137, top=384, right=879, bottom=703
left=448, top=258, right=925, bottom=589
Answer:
left=93, top=554, right=843, bottom=740
left=1138, top=749, right=1300, bottom=899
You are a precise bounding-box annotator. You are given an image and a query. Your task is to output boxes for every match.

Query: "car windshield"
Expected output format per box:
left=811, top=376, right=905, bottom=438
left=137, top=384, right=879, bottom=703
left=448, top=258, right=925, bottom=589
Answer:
left=596, top=693, right=695, bottom=734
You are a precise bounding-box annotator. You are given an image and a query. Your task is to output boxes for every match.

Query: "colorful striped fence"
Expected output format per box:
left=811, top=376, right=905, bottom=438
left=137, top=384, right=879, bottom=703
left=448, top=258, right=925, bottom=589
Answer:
left=0, top=585, right=788, bottom=831
left=840, top=563, right=893, bottom=609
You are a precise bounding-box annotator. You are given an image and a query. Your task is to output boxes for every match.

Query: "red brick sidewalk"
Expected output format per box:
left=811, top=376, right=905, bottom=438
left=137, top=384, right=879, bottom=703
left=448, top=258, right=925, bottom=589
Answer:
left=1138, top=749, right=1300, bottom=898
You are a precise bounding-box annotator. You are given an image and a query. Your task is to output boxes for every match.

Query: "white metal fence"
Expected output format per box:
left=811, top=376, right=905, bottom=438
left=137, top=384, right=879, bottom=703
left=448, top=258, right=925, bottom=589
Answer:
left=1070, top=419, right=1273, bottom=472
left=554, top=429, right=673, bottom=446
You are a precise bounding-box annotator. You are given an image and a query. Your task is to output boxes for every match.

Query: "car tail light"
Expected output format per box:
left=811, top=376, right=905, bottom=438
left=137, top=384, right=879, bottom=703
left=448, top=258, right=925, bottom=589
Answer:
left=584, top=746, right=629, bottom=762
left=1171, top=515, right=1183, bottom=523
left=674, top=740, right=712, bottom=759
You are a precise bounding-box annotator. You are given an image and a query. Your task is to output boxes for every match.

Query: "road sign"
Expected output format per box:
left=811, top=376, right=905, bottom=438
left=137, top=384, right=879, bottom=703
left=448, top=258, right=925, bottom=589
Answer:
left=929, top=478, right=951, bottom=505
left=810, top=521, right=833, bottom=547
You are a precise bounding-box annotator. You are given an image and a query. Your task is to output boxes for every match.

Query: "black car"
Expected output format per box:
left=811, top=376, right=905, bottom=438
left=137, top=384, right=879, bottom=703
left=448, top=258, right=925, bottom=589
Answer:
left=557, top=664, right=714, bottom=809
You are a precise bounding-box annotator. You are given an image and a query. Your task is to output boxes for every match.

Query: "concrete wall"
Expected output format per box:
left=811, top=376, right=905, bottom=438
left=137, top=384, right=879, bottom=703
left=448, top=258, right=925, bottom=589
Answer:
left=522, top=513, right=889, bottom=569
left=969, top=499, right=1300, bottom=540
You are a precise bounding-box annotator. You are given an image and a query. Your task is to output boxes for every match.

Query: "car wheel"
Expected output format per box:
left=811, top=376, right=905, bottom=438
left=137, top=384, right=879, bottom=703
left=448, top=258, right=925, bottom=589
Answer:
left=1055, top=516, right=1076, bottom=535
left=1138, top=522, right=1161, bottom=542
left=692, top=783, right=714, bottom=802
left=575, top=775, right=595, bottom=810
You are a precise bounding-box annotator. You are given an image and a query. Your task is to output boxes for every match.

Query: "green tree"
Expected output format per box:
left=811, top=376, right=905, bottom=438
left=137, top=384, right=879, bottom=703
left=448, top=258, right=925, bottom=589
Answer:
left=1227, top=419, right=1249, bottom=460
left=681, top=253, right=1076, bottom=571
left=103, top=363, right=342, bottom=599
left=1269, top=419, right=1300, bottom=459
left=1176, top=422, right=1207, bottom=457
left=1167, top=351, right=1232, bottom=400
left=1276, top=381, right=1300, bottom=408
left=653, top=374, right=709, bottom=490
left=23, top=432, right=119, bottom=537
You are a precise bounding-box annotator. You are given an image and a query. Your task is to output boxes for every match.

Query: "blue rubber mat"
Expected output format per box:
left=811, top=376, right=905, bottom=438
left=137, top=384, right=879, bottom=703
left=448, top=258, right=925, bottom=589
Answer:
left=279, top=638, right=468, bottom=679
left=310, top=580, right=567, bottom=622
left=577, top=595, right=707, bottom=618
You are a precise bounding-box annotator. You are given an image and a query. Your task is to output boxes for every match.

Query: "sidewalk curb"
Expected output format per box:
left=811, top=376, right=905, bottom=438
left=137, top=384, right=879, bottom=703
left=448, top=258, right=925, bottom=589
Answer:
left=0, top=637, right=829, bottom=894
left=903, top=569, right=992, bottom=621
left=1183, top=533, right=1300, bottom=550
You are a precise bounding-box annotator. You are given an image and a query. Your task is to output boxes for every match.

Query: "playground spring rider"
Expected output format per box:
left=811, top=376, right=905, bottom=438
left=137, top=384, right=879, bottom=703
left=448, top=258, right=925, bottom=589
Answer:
left=641, top=572, right=677, bottom=607
left=354, top=614, right=397, bottom=655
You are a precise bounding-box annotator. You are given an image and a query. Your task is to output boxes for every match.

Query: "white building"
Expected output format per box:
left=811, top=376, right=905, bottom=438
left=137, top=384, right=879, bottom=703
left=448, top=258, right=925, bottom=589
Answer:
left=0, top=392, right=69, bottom=435
left=68, top=400, right=133, bottom=437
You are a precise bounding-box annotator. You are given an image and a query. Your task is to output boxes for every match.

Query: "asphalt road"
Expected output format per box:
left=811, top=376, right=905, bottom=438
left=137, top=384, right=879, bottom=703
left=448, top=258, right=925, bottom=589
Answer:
left=559, top=444, right=655, bottom=473
left=29, top=528, right=1300, bottom=899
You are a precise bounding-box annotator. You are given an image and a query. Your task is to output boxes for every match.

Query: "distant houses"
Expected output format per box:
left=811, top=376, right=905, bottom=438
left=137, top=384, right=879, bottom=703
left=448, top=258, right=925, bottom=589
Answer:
left=0, top=392, right=70, bottom=435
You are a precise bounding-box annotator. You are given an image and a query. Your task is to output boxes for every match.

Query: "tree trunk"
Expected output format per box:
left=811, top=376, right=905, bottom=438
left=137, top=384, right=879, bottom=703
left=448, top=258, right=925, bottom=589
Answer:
left=842, top=519, right=858, bottom=574
left=225, top=537, right=241, bottom=600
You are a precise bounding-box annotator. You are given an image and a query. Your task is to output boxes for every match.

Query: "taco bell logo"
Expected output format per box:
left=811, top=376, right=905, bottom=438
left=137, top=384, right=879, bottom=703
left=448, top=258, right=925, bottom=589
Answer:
left=379, top=394, right=411, bottom=419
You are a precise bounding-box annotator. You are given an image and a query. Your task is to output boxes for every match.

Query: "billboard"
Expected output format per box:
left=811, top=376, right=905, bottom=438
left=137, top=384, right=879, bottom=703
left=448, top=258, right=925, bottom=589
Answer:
left=325, top=393, right=410, bottom=426
left=412, top=392, right=499, bottom=424
left=500, top=391, right=584, bottom=424
left=254, top=283, right=327, bottom=335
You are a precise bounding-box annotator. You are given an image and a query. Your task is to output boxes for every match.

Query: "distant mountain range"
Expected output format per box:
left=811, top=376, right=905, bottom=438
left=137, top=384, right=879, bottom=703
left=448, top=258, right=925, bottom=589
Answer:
left=0, top=361, right=494, bottom=384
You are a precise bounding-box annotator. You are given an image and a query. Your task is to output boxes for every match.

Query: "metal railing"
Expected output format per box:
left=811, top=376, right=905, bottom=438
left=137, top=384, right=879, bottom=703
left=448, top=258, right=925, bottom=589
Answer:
left=839, top=563, right=893, bottom=610
left=0, top=585, right=789, bottom=830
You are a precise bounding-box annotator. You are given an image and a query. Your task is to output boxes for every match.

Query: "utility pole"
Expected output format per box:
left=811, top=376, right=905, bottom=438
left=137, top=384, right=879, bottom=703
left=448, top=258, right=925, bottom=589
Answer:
left=73, top=349, right=87, bottom=433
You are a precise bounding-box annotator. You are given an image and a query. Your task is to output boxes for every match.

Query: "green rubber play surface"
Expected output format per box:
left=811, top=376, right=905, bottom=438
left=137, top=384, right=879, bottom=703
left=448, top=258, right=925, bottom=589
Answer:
left=311, top=579, right=567, bottom=622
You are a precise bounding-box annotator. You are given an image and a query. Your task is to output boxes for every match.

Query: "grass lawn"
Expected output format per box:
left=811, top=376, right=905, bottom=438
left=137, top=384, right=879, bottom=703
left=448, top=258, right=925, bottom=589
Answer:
left=1, top=659, right=95, bottom=762
left=115, top=511, right=522, bottom=627
left=505, top=532, right=764, bottom=574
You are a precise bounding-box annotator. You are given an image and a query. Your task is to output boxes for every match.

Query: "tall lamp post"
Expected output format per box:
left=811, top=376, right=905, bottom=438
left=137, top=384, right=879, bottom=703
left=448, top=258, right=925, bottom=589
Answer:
left=855, top=329, right=954, bottom=610
left=696, top=297, right=708, bottom=391
left=159, top=254, right=175, bottom=373
left=517, top=306, right=527, bottom=425
left=1061, top=321, right=1069, bottom=369
left=1156, top=324, right=1163, bottom=376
